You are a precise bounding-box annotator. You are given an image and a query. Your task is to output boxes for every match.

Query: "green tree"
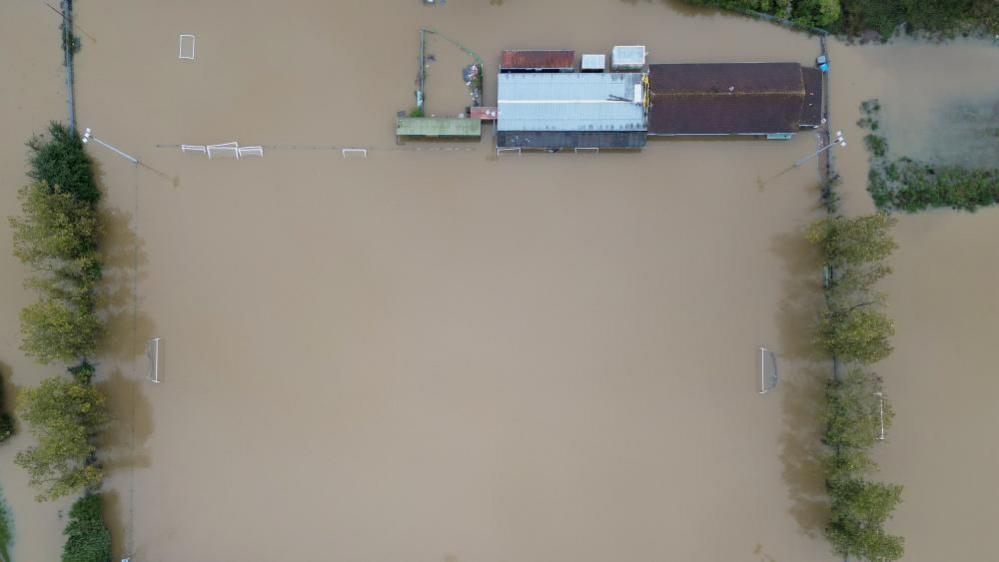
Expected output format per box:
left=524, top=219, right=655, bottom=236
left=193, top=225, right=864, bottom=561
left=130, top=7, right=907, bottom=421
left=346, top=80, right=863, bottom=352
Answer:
left=14, top=369, right=108, bottom=502
left=826, top=478, right=904, bottom=561
left=19, top=298, right=101, bottom=365
left=817, top=306, right=895, bottom=363
left=61, top=494, right=111, bottom=562
left=26, top=122, right=100, bottom=204
left=9, top=181, right=101, bottom=275
left=824, top=369, right=893, bottom=451
left=806, top=214, right=897, bottom=271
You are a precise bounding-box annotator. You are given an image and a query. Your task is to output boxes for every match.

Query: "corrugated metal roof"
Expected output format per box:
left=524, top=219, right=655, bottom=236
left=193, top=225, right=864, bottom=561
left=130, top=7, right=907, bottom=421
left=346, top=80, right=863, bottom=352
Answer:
left=497, top=72, right=647, bottom=132
left=501, top=50, right=575, bottom=70
left=647, top=63, right=816, bottom=135
left=800, top=67, right=823, bottom=127
left=396, top=117, right=482, bottom=137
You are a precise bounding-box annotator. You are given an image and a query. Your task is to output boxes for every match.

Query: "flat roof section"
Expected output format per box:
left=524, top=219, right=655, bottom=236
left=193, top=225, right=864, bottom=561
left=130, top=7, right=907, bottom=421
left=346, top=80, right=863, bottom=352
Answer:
left=497, top=72, right=647, bottom=132
left=647, top=63, right=812, bottom=135
left=501, top=50, right=575, bottom=71
left=396, top=117, right=482, bottom=137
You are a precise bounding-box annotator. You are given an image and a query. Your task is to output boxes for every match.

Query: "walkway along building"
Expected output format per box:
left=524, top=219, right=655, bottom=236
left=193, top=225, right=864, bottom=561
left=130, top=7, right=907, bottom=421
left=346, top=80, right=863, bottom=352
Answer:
left=647, top=62, right=823, bottom=138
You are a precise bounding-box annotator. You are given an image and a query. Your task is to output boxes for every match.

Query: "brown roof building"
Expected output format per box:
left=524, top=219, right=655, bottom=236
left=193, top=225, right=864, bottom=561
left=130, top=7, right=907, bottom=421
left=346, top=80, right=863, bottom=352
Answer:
left=648, top=62, right=824, bottom=136
left=501, top=50, right=575, bottom=72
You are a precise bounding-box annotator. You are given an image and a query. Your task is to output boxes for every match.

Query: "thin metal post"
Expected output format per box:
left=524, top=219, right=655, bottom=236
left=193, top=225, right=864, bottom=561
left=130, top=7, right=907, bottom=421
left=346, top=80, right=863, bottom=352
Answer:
left=795, top=131, right=845, bottom=168
left=82, top=128, right=139, bottom=164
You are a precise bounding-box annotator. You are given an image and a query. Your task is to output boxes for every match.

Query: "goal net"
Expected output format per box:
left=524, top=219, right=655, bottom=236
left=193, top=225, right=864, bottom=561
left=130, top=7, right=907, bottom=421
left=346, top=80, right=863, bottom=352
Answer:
left=759, top=346, right=778, bottom=394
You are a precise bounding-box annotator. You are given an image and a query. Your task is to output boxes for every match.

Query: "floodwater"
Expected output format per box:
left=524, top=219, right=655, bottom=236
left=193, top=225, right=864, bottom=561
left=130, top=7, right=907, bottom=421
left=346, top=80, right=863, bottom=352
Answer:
left=0, top=1, right=996, bottom=561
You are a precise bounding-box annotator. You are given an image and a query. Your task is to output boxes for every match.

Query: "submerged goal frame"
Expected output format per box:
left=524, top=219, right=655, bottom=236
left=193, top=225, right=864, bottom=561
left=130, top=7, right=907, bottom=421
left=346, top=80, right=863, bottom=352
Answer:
left=147, top=337, right=162, bottom=383
left=759, top=346, right=778, bottom=394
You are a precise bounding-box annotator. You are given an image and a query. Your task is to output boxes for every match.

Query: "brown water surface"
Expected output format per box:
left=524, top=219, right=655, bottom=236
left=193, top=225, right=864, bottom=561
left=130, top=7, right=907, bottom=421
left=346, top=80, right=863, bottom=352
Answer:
left=1, top=1, right=997, bottom=561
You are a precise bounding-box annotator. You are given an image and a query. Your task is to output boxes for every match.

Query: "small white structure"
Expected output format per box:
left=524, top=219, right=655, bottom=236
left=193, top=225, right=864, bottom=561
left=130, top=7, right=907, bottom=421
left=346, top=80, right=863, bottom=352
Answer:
left=581, top=54, right=606, bottom=72
left=611, top=45, right=646, bottom=70
left=181, top=144, right=207, bottom=154
left=179, top=34, right=196, bottom=60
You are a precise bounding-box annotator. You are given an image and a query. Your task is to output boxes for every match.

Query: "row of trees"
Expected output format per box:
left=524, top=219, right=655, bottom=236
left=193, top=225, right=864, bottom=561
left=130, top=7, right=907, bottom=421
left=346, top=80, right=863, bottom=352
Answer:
left=680, top=0, right=999, bottom=38
left=7, top=122, right=113, bottom=562
left=806, top=213, right=905, bottom=562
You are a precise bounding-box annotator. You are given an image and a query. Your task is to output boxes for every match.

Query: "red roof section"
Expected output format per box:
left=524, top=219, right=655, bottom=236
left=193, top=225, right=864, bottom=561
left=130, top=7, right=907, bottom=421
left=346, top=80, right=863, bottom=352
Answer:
left=501, top=50, right=575, bottom=70
left=470, top=107, right=498, bottom=121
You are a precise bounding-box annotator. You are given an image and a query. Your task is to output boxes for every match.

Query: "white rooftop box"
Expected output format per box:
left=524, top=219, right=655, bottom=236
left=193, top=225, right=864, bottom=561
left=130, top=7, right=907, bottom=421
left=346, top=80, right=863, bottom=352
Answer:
left=581, top=54, right=606, bottom=72
left=612, top=45, right=646, bottom=69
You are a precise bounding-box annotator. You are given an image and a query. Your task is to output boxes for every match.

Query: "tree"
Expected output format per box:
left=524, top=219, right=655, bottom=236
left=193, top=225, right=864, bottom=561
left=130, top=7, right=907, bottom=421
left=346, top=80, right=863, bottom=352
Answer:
left=826, top=478, right=905, bottom=561
left=61, top=494, right=111, bottom=562
left=817, top=306, right=894, bottom=364
left=806, top=214, right=897, bottom=271
left=19, top=298, right=101, bottom=365
left=26, top=122, right=101, bottom=204
left=14, top=369, right=108, bottom=501
left=9, top=181, right=101, bottom=272
left=824, top=369, right=893, bottom=451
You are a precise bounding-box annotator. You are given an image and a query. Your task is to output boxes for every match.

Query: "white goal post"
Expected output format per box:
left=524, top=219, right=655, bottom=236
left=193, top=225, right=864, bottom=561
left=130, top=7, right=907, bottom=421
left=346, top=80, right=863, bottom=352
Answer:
left=179, top=34, right=196, bottom=60
left=759, top=346, right=778, bottom=394
left=207, top=141, right=239, bottom=159
left=147, top=338, right=162, bottom=383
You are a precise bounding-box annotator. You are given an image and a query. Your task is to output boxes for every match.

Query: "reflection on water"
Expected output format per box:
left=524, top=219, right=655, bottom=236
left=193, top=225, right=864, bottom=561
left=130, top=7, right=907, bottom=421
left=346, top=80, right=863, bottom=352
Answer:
left=1, top=1, right=998, bottom=561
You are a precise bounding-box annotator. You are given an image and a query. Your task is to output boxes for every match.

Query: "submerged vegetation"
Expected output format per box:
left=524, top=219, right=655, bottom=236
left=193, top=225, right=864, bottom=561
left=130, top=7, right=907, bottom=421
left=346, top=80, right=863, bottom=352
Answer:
left=860, top=99, right=999, bottom=212
left=807, top=210, right=904, bottom=560
left=61, top=494, right=111, bottom=562
left=681, top=0, right=999, bottom=39
left=0, top=371, right=14, bottom=444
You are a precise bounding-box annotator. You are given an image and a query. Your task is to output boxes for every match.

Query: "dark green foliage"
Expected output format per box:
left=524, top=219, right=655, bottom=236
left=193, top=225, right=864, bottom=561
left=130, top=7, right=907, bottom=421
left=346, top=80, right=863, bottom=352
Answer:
left=864, top=134, right=888, bottom=158
left=0, top=373, right=12, bottom=444
left=826, top=478, right=904, bottom=561
left=859, top=99, right=999, bottom=212
left=62, top=494, right=111, bottom=562
left=27, top=122, right=100, bottom=204
left=680, top=0, right=999, bottom=38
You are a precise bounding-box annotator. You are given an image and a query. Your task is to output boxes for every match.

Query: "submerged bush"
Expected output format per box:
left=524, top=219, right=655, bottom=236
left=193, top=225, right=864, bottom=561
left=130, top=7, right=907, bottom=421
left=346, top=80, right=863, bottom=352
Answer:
left=26, top=122, right=100, bottom=204
left=62, top=494, right=111, bottom=562
left=858, top=99, right=999, bottom=212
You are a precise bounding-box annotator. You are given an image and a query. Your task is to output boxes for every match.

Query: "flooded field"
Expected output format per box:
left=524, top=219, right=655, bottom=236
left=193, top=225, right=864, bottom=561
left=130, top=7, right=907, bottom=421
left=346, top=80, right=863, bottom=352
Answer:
left=0, top=1, right=997, bottom=561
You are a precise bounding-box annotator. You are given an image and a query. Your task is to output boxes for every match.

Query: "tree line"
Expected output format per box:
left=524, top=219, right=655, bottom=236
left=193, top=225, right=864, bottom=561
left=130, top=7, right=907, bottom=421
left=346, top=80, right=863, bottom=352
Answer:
left=7, top=122, right=111, bottom=562
left=680, top=0, right=999, bottom=39
left=807, top=211, right=905, bottom=561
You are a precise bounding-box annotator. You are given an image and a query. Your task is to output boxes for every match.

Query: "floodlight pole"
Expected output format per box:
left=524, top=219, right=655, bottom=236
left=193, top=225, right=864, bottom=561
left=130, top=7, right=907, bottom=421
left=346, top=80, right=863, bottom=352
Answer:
left=81, top=127, right=138, bottom=164
left=794, top=130, right=845, bottom=168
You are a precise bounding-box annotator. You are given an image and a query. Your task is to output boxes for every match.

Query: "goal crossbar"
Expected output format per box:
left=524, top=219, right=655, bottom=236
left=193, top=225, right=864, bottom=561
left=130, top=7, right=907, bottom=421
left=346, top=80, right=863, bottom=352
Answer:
left=147, top=338, right=162, bottom=383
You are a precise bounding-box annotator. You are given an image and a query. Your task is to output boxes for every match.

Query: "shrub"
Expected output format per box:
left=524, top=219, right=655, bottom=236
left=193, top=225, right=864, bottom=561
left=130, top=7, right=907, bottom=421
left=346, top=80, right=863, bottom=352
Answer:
left=825, top=478, right=904, bottom=561
left=62, top=494, right=111, bottom=562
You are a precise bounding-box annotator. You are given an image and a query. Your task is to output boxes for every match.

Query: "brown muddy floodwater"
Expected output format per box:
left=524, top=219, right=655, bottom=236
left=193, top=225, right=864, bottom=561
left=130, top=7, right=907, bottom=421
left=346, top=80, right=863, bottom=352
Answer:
left=1, top=1, right=997, bottom=561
